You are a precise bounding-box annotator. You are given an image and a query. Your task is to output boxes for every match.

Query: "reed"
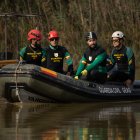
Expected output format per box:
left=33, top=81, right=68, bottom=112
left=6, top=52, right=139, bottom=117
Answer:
left=0, top=0, right=139, bottom=67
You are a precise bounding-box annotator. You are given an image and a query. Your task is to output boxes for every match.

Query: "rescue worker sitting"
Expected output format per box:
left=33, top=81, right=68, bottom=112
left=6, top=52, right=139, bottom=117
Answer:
left=107, top=31, right=135, bottom=87
left=45, top=30, right=74, bottom=75
left=74, top=32, right=107, bottom=84
left=19, top=29, right=46, bottom=66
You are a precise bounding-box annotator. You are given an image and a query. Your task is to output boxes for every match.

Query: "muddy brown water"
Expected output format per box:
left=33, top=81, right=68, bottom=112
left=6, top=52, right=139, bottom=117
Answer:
left=0, top=101, right=140, bottom=140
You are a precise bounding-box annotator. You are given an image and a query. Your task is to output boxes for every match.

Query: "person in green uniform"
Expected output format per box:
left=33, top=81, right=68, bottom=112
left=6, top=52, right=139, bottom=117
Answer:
left=107, top=31, right=135, bottom=87
left=45, top=30, right=74, bottom=75
left=74, top=32, right=107, bottom=84
left=19, top=29, right=46, bottom=66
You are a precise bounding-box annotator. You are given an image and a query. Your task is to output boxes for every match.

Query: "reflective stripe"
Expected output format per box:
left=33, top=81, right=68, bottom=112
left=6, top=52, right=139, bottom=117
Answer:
left=41, top=58, right=46, bottom=62
left=20, top=56, right=23, bottom=61
left=89, top=32, right=92, bottom=38
left=65, top=56, right=70, bottom=59
left=82, top=61, right=87, bottom=64
left=129, top=59, right=132, bottom=65
left=109, top=60, right=113, bottom=65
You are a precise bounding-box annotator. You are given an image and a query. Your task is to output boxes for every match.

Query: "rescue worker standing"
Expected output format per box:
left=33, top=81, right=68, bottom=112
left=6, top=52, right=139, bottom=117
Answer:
left=19, top=29, right=46, bottom=66
left=107, top=31, right=135, bottom=87
left=74, top=32, right=107, bottom=84
left=45, top=30, right=74, bottom=75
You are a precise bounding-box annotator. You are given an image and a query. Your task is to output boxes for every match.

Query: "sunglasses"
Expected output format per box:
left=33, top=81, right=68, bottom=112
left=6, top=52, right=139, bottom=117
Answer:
left=112, top=39, right=120, bottom=43
left=50, top=38, right=59, bottom=41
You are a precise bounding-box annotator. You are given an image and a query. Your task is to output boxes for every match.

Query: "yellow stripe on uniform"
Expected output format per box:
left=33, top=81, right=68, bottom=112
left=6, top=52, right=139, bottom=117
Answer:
left=108, top=60, right=113, bottom=65
left=41, top=57, right=46, bottom=62
left=82, top=61, right=87, bottom=65
left=20, top=56, right=23, bottom=61
left=65, top=56, right=70, bottom=59
left=129, top=59, right=132, bottom=65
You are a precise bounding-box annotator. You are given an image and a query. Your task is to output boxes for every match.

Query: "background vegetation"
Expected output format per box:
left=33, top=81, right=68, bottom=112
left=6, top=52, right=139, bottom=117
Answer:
left=0, top=0, right=139, bottom=68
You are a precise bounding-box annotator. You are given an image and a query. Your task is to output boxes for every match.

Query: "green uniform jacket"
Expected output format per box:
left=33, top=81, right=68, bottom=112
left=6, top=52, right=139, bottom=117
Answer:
left=75, top=44, right=107, bottom=77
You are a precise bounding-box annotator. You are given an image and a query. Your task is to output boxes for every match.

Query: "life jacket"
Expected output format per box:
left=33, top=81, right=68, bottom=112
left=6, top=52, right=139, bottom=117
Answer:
left=24, top=46, right=43, bottom=66
left=84, top=45, right=107, bottom=67
left=45, top=45, right=67, bottom=73
left=111, top=45, right=129, bottom=72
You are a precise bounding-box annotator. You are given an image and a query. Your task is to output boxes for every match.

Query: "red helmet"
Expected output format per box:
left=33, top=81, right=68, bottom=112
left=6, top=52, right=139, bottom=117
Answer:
left=48, top=30, right=59, bottom=40
left=27, top=29, right=42, bottom=41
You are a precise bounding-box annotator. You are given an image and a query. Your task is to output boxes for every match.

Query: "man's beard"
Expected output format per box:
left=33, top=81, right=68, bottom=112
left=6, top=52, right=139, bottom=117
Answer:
left=34, top=42, right=41, bottom=48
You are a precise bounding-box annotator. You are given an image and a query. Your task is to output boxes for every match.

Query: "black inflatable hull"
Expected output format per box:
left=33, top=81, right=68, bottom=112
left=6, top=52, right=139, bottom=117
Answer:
left=0, top=64, right=140, bottom=103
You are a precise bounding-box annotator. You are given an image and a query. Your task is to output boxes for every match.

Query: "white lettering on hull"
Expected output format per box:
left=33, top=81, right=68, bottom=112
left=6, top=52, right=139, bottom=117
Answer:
left=98, top=87, right=131, bottom=94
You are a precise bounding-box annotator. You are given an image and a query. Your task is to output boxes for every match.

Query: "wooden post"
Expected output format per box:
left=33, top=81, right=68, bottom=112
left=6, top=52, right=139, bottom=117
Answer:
left=4, top=16, right=7, bottom=60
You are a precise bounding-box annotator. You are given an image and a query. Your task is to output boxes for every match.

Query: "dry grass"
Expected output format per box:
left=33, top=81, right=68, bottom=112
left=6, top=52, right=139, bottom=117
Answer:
left=0, top=0, right=139, bottom=67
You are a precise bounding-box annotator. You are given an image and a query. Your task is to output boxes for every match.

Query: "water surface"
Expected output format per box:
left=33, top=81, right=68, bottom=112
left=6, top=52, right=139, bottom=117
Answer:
left=0, top=101, right=140, bottom=140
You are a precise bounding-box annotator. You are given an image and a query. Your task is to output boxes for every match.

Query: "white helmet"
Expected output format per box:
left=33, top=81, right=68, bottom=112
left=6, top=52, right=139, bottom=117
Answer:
left=112, top=31, right=124, bottom=38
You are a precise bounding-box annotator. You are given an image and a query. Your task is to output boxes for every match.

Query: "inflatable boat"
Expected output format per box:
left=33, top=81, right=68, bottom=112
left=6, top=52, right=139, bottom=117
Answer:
left=0, top=63, right=140, bottom=103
